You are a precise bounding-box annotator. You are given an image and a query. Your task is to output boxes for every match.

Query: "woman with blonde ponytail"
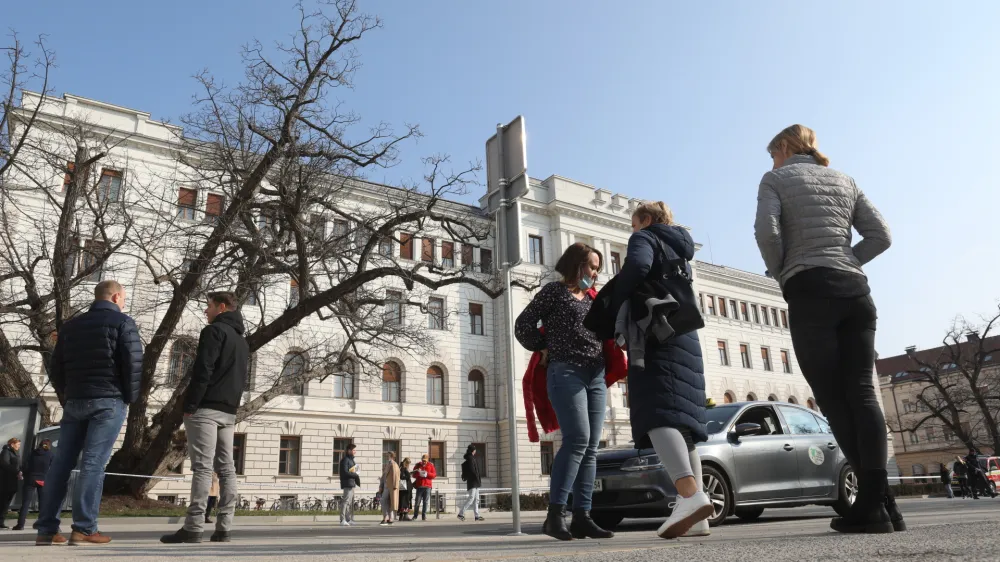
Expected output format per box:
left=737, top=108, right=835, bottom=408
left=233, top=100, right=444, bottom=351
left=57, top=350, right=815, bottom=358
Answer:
left=755, top=124, right=897, bottom=534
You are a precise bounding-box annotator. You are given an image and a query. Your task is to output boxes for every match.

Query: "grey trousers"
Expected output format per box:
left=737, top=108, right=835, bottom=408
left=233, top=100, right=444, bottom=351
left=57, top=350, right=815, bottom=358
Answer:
left=183, top=408, right=237, bottom=533
left=341, top=488, right=355, bottom=523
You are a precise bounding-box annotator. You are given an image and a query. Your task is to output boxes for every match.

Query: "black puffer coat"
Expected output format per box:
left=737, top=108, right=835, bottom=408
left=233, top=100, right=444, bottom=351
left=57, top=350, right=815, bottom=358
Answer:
left=611, top=224, right=707, bottom=449
left=50, top=300, right=143, bottom=403
left=0, top=444, right=20, bottom=488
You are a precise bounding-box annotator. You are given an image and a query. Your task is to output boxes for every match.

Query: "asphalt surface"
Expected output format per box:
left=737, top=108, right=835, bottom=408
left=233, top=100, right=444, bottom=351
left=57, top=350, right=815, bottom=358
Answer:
left=0, top=497, right=997, bottom=560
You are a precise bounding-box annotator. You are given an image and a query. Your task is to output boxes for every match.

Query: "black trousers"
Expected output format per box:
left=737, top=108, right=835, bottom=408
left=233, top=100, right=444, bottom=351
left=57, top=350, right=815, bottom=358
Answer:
left=16, top=483, right=44, bottom=529
left=0, top=481, right=17, bottom=526
left=788, top=294, right=887, bottom=473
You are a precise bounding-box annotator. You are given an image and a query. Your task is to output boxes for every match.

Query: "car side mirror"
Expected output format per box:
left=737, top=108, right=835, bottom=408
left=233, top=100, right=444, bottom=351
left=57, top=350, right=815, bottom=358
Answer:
left=731, top=423, right=762, bottom=441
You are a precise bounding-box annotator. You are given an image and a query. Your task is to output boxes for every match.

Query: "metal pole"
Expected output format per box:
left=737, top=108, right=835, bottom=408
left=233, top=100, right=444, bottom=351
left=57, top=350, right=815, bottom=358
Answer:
left=497, top=123, right=524, bottom=536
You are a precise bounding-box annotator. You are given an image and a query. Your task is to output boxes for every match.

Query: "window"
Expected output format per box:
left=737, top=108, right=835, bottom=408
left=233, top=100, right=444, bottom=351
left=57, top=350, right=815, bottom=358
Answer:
left=729, top=300, right=739, bottom=319
left=777, top=405, right=822, bottom=435
left=909, top=432, right=919, bottom=445
left=383, top=440, right=401, bottom=460
left=771, top=308, right=780, bottom=327
left=471, top=443, right=487, bottom=477
left=540, top=442, right=554, bottom=475
left=619, top=381, right=630, bottom=408
left=719, top=297, right=728, bottom=318
left=717, top=341, right=730, bottom=366
left=442, top=241, right=455, bottom=268
left=698, top=293, right=705, bottom=313
left=332, top=438, right=353, bottom=475
left=735, top=406, right=783, bottom=435
left=926, top=427, right=938, bottom=442
left=422, top=238, right=436, bottom=263
left=780, top=350, right=792, bottom=373
left=807, top=398, right=818, bottom=411
left=382, top=362, right=402, bottom=402
left=98, top=168, right=122, bottom=202
left=308, top=214, right=327, bottom=241
left=780, top=310, right=789, bottom=329
left=245, top=280, right=260, bottom=307
left=479, top=248, right=493, bottom=273
left=278, top=436, right=301, bottom=476
left=768, top=394, right=778, bottom=401
left=378, top=237, right=394, bottom=257
left=461, top=244, right=474, bottom=268
left=205, top=193, right=224, bottom=224
left=815, top=415, right=832, bottom=434
left=333, top=219, right=350, bottom=240
left=233, top=433, right=246, bottom=475
left=246, top=353, right=257, bottom=392
left=289, top=278, right=300, bottom=307
left=599, top=440, right=608, bottom=449
left=167, top=339, right=197, bottom=385
left=529, top=235, right=544, bottom=265
left=469, top=370, right=486, bottom=408
left=739, top=344, right=752, bottom=369
left=258, top=206, right=278, bottom=232
left=385, top=290, right=403, bottom=326
left=751, top=304, right=760, bottom=324
left=429, top=441, right=446, bottom=476
left=177, top=188, right=197, bottom=220
left=399, top=233, right=414, bottom=260
left=426, top=366, right=445, bottom=405
left=724, top=391, right=736, bottom=404
left=747, top=393, right=757, bottom=401
left=281, top=352, right=308, bottom=395
left=470, top=303, right=485, bottom=335
left=427, top=297, right=445, bottom=330
left=81, top=239, right=106, bottom=282
left=611, top=252, right=622, bottom=275
left=761, top=347, right=773, bottom=371
left=911, top=464, right=926, bottom=483
left=706, top=296, right=716, bottom=316
left=762, top=306, right=771, bottom=326
left=333, top=359, right=356, bottom=399
left=740, top=302, right=750, bottom=322
left=788, top=396, right=798, bottom=404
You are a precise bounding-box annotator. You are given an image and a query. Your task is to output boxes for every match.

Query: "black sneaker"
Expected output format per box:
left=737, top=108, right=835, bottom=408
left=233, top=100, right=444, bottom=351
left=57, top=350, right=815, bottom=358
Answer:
left=210, top=531, right=231, bottom=543
left=159, top=528, right=203, bottom=544
left=457, top=514, right=466, bottom=521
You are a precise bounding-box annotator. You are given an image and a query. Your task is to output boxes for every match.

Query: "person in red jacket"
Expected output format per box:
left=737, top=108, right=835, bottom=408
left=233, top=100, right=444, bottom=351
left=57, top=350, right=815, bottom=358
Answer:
left=411, top=454, right=437, bottom=521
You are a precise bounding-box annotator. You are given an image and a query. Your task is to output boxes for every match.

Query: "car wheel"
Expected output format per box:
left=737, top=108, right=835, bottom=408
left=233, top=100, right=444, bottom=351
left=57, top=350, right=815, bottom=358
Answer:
left=591, top=512, right=624, bottom=531
left=833, top=464, right=857, bottom=517
left=990, top=481, right=997, bottom=497
left=702, top=466, right=731, bottom=526
left=734, top=507, right=764, bottom=521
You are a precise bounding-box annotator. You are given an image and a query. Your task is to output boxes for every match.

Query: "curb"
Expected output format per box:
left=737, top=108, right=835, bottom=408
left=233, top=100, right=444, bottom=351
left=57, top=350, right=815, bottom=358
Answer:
left=53, top=512, right=549, bottom=526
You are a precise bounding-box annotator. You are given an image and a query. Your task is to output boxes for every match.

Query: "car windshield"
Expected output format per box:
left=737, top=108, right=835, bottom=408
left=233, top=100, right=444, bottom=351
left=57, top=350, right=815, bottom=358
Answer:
left=704, top=405, right=740, bottom=434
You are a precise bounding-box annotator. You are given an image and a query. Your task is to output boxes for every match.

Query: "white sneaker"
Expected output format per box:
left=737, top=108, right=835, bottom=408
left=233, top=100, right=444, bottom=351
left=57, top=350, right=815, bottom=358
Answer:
left=658, top=491, right=713, bottom=539
left=340, top=521, right=350, bottom=527
left=682, top=518, right=711, bottom=537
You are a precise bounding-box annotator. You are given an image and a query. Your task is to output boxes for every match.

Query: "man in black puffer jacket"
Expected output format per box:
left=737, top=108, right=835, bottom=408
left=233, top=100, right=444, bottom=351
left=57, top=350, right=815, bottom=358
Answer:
left=36, top=280, right=143, bottom=546
left=162, top=292, right=248, bottom=545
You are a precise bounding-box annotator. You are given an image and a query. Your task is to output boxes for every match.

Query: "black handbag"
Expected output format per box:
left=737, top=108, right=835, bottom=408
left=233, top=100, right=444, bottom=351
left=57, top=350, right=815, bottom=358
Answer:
left=649, top=236, right=705, bottom=335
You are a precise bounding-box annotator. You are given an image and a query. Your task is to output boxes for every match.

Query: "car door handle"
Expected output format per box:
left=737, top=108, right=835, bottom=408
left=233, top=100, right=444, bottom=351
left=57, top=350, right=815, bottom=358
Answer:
left=783, top=444, right=795, bottom=451
left=827, top=443, right=838, bottom=450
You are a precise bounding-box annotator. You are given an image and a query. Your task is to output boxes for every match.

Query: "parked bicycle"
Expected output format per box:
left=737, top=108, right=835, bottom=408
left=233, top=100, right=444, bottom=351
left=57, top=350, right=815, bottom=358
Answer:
left=269, top=499, right=281, bottom=511
left=255, top=497, right=266, bottom=511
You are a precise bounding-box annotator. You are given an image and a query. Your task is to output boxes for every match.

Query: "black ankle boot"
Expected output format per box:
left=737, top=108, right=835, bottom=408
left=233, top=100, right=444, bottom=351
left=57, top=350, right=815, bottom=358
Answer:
left=543, top=504, right=572, bottom=541
left=831, top=469, right=894, bottom=534
left=570, top=509, right=614, bottom=539
left=883, top=478, right=906, bottom=532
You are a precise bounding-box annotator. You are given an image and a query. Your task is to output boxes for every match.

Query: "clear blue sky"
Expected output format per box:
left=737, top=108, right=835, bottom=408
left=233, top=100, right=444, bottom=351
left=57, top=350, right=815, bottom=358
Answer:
left=6, top=0, right=999, bottom=357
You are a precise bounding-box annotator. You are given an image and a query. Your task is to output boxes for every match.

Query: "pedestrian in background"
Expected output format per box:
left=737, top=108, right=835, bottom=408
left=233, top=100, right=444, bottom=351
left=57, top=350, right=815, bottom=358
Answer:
left=458, top=445, right=484, bottom=522
left=205, top=473, right=220, bottom=524
left=755, top=125, right=897, bottom=534
left=412, top=454, right=437, bottom=521
left=161, top=292, right=249, bottom=544
left=36, top=280, right=143, bottom=546
left=514, top=243, right=613, bottom=541
left=339, top=443, right=360, bottom=526
left=0, top=438, right=22, bottom=529
left=379, top=451, right=400, bottom=526
left=612, top=202, right=711, bottom=539
left=14, top=439, right=54, bottom=530
left=398, top=458, right=413, bottom=521
left=954, top=457, right=970, bottom=498
left=940, top=463, right=954, bottom=499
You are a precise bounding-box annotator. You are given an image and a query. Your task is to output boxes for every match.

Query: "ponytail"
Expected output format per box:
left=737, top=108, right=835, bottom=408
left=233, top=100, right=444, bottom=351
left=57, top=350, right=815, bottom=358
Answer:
left=767, top=124, right=830, bottom=167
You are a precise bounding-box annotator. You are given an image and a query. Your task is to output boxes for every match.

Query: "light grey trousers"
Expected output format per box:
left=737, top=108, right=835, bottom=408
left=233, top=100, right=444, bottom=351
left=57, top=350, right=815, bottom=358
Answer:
left=459, top=488, right=480, bottom=518
left=183, top=408, right=237, bottom=533
left=647, top=427, right=703, bottom=487
left=341, top=488, right=355, bottom=523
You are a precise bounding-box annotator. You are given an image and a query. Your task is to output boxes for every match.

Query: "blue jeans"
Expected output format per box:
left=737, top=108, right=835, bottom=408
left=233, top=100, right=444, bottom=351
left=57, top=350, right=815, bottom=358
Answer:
left=414, top=487, right=431, bottom=517
left=36, top=398, right=127, bottom=535
left=547, top=361, right=607, bottom=511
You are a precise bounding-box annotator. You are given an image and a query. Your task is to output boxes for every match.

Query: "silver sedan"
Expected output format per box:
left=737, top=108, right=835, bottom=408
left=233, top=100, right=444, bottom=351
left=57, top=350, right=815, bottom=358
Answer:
left=589, top=401, right=857, bottom=529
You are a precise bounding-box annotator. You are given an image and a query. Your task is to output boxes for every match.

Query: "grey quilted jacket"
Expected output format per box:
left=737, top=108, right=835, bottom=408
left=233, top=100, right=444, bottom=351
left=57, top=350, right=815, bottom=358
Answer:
left=754, top=154, right=891, bottom=287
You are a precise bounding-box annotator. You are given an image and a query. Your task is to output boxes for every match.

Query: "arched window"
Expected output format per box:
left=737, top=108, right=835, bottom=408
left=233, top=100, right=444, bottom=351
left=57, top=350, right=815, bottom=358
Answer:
left=281, top=351, right=308, bottom=395
left=426, top=366, right=445, bottom=405
left=746, top=393, right=757, bottom=401
left=468, top=370, right=486, bottom=408
left=723, top=391, right=736, bottom=404
left=333, top=359, right=356, bottom=399
left=382, top=362, right=402, bottom=402
left=767, top=394, right=778, bottom=402
left=167, top=338, right=197, bottom=385
left=807, top=397, right=818, bottom=411
left=788, top=396, right=798, bottom=404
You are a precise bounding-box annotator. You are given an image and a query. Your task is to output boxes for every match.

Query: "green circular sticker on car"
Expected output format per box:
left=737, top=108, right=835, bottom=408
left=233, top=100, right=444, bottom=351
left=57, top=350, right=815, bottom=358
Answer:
left=808, top=445, right=825, bottom=466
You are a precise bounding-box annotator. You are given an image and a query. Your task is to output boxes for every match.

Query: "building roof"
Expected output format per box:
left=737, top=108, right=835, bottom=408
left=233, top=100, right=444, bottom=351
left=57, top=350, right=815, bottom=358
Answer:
left=877, top=335, right=1000, bottom=384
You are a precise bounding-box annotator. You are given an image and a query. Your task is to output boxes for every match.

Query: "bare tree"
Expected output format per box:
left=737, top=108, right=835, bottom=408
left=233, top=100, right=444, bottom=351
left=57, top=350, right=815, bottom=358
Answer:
left=885, top=305, right=1000, bottom=453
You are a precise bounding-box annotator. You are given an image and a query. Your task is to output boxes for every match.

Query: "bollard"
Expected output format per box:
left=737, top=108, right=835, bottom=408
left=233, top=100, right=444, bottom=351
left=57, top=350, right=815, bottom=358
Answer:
left=435, top=490, right=440, bottom=519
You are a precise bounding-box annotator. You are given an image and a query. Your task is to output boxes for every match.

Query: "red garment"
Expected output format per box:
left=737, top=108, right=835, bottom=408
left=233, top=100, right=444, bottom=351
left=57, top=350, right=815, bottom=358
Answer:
left=522, top=288, right=628, bottom=443
left=412, top=461, right=437, bottom=488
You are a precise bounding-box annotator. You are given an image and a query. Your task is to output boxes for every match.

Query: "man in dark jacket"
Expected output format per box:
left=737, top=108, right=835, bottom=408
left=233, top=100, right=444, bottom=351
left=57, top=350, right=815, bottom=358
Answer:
left=161, top=292, right=248, bottom=545
left=36, top=280, right=142, bottom=546
left=339, top=443, right=360, bottom=526
left=14, top=439, right=54, bottom=530
left=457, top=445, right=484, bottom=522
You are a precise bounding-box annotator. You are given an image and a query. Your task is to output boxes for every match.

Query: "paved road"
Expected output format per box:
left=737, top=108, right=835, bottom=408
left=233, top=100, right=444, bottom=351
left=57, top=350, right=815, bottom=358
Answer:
left=0, top=497, right=996, bottom=561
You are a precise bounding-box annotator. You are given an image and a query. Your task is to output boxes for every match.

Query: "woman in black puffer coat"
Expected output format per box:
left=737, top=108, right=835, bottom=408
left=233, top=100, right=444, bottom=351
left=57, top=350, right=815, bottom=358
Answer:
left=611, top=202, right=710, bottom=540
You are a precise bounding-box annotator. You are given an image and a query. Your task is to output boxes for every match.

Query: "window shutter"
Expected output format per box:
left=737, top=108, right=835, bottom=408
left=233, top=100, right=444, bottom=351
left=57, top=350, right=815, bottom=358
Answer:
left=205, top=193, right=224, bottom=216
left=178, top=188, right=197, bottom=207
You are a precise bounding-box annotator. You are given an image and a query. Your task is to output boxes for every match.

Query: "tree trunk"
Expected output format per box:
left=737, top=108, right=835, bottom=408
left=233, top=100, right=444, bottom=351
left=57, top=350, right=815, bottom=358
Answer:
left=0, top=330, right=55, bottom=425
